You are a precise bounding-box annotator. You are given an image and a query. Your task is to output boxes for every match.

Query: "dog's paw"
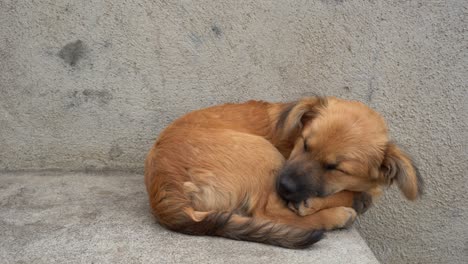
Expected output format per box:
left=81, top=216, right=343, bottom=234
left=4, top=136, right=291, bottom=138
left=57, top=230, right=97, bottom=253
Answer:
left=287, top=201, right=300, bottom=214
left=352, top=192, right=373, bottom=215
left=288, top=198, right=323, bottom=216
left=330, top=206, right=357, bottom=229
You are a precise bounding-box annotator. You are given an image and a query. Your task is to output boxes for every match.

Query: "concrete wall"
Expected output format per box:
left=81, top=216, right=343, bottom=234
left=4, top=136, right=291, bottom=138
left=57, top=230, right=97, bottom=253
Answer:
left=1, top=1, right=466, bottom=263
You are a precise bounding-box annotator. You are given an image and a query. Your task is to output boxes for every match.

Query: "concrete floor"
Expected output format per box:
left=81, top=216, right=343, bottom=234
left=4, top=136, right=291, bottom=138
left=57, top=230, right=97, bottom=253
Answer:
left=0, top=171, right=378, bottom=264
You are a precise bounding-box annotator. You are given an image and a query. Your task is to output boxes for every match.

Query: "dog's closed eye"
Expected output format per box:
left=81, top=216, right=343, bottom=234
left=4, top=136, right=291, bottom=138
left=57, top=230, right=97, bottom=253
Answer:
left=303, top=138, right=309, bottom=151
left=325, top=163, right=337, bottom=170
left=324, top=163, right=350, bottom=175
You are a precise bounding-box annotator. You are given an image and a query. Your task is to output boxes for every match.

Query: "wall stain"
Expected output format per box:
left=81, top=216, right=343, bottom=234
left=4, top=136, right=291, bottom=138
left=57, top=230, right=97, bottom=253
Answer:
left=109, top=144, right=123, bottom=160
left=189, top=32, right=203, bottom=47
left=58, top=40, right=85, bottom=66
left=66, top=89, right=113, bottom=108
left=103, top=40, right=112, bottom=48
left=211, top=25, right=223, bottom=37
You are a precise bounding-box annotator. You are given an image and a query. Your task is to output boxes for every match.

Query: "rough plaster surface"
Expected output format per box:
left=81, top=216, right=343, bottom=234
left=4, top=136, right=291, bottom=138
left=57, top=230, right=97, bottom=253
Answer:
left=0, top=172, right=378, bottom=264
left=0, top=1, right=466, bottom=263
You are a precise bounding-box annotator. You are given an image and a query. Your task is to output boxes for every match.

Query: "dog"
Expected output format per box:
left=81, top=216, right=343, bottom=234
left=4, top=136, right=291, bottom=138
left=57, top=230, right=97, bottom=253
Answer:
left=144, top=97, right=423, bottom=248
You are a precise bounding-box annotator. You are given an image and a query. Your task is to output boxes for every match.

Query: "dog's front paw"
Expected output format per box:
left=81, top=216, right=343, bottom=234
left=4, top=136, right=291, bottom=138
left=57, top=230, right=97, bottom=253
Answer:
left=352, top=192, right=373, bottom=214
left=288, top=198, right=323, bottom=216
left=330, top=206, right=357, bottom=229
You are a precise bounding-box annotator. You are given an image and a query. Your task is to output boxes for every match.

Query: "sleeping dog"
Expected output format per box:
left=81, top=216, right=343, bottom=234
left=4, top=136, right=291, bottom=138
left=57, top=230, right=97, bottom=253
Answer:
left=144, top=97, right=423, bottom=248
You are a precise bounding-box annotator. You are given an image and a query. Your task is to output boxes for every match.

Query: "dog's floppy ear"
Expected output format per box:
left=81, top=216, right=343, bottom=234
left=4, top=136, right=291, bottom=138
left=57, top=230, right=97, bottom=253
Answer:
left=380, top=143, right=424, bottom=200
left=275, top=97, right=325, bottom=140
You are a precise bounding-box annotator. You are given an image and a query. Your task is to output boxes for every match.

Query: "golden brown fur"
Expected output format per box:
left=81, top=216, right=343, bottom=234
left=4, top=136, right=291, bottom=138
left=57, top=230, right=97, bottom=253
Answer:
left=145, top=97, right=423, bottom=248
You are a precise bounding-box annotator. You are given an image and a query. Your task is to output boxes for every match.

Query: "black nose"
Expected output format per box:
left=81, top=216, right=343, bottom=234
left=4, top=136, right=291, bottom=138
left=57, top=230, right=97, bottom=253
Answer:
left=278, top=176, right=298, bottom=199
left=277, top=175, right=305, bottom=202
left=277, top=171, right=319, bottom=203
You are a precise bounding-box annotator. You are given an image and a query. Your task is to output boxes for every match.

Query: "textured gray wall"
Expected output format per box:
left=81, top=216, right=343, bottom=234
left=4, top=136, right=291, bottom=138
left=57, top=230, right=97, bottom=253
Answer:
left=1, top=1, right=466, bottom=263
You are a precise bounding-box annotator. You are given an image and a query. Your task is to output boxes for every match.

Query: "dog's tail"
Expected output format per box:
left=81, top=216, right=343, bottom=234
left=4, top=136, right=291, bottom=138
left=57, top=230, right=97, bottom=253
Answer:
left=167, top=207, right=324, bottom=249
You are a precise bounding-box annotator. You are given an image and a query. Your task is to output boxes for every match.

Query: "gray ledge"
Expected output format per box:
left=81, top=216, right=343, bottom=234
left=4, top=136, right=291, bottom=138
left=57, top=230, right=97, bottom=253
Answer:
left=0, top=172, right=379, bottom=264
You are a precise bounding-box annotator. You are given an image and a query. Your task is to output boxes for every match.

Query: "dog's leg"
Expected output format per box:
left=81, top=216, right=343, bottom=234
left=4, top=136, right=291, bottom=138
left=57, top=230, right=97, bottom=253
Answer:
left=257, top=194, right=357, bottom=230
left=288, top=191, right=374, bottom=216
left=296, top=206, right=357, bottom=230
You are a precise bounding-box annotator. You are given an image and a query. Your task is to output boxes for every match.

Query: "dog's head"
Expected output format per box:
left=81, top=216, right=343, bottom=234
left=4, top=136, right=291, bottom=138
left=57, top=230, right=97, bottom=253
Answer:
left=276, top=97, right=423, bottom=203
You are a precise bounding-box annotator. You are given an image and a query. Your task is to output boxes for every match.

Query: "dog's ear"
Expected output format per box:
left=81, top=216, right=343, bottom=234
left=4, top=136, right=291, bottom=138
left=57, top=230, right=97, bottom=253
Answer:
left=276, top=97, right=325, bottom=140
left=380, top=143, right=424, bottom=200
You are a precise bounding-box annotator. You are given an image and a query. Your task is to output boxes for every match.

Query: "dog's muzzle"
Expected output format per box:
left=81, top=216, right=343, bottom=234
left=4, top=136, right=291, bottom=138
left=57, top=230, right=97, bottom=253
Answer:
left=277, top=164, right=324, bottom=203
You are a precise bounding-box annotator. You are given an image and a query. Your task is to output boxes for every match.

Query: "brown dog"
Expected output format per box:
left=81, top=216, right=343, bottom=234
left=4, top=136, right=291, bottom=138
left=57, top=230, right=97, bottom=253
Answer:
left=144, top=97, right=423, bottom=248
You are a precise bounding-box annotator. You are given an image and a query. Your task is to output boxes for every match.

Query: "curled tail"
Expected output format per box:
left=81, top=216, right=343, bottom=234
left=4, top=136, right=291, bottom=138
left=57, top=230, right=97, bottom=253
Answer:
left=178, top=209, right=324, bottom=249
